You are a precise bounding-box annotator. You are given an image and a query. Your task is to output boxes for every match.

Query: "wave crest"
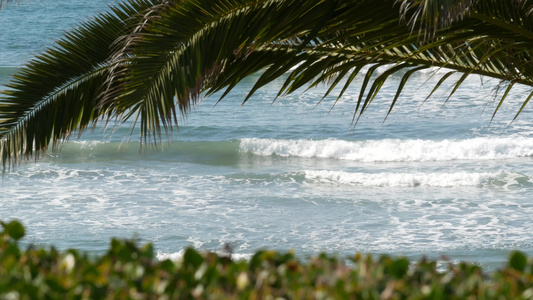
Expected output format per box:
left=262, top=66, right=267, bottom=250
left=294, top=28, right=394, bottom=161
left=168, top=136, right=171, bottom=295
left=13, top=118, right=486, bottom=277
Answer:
left=240, top=137, right=533, bottom=162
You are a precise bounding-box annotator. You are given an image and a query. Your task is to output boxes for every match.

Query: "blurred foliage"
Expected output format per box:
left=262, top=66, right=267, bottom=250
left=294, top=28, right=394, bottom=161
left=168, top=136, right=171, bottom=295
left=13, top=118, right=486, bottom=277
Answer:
left=1, top=220, right=533, bottom=299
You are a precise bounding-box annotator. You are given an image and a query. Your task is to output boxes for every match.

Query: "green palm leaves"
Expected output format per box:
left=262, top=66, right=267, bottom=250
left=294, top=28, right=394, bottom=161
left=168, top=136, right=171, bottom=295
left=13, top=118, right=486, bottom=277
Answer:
left=0, top=0, right=160, bottom=168
left=1, top=0, right=533, bottom=169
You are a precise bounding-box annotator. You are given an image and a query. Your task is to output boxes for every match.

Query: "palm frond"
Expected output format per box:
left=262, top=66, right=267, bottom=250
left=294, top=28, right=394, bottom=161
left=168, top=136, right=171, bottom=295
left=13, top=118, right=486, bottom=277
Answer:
left=112, top=0, right=352, bottom=143
left=0, top=0, right=161, bottom=169
left=263, top=0, right=533, bottom=119
left=2, top=0, right=533, bottom=170
left=202, top=0, right=533, bottom=123
left=397, top=0, right=477, bottom=38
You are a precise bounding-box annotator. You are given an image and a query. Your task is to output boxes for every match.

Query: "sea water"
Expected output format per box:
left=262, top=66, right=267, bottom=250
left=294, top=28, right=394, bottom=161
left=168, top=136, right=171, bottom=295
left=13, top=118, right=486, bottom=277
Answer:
left=1, top=0, right=533, bottom=271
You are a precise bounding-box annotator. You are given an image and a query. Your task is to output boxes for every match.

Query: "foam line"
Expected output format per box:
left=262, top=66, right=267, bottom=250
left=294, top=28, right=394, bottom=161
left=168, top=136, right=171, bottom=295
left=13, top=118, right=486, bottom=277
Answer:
left=240, top=137, right=533, bottom=162
left=304, top=170, right=503, bottom=187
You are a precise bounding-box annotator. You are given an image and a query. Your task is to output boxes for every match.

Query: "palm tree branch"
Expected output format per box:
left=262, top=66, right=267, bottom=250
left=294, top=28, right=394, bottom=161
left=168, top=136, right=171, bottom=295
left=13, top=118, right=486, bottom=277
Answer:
left=0, top=0, right=161, bottom=168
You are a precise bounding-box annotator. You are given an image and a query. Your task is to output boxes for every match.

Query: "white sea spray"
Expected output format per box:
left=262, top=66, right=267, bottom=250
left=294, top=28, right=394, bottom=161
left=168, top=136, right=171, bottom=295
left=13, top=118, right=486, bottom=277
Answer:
left=240, top=137, right=533, bottom=162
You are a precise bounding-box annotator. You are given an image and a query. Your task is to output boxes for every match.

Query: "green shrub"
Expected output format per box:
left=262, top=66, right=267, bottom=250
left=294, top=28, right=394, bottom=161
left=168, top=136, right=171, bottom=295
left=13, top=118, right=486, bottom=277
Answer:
left=1, top=220, right=533, bottom=299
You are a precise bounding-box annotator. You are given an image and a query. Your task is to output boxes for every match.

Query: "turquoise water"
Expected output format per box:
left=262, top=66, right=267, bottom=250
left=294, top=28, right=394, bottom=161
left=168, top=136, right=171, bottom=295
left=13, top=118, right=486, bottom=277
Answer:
left=2, top=1, right=533, bottom=270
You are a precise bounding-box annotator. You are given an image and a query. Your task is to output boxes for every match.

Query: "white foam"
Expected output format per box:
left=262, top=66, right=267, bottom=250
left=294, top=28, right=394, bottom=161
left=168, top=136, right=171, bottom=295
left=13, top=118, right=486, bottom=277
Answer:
left=240, top=137, right=533, bottom=162
left=417, top=66, right=455, bottom=75
left=156, top=250, right=186, bottom=261
left=156, top=250, right=252, bottom=262
left=360, top=65, right=453, bottom=76
left=304, top=170, right=500, bottom=187
left=69, top=140, right=109, bottom=147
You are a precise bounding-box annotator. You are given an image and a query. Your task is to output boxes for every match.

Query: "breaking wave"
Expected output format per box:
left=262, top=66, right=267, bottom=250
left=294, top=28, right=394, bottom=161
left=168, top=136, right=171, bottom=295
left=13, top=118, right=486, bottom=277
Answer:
left=240, top=137, right=533, bottom=162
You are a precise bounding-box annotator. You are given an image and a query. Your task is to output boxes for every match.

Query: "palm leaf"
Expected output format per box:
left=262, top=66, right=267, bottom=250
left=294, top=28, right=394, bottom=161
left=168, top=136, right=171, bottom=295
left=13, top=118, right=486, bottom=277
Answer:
left=0, top=0, right=160, bottom=169
left=2, top=0, right=533, bottom=170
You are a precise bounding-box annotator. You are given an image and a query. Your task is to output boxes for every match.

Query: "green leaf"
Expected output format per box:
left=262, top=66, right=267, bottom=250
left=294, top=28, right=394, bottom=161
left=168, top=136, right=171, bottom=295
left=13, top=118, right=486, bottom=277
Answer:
left=2, top=220, right=25, bottom=241
left=422, top=71, right=456, bottom=104
left=491, top=81, right=515, bottom=122
left=249, top=250, right=265, bottom=271
left=3, top=243, right=21, bottom=258
left=384, top=65, right=428, bottom=122
left=511, top=90, right=533, bottom=123
left=387, top=257, right=410, bottom=279
left=183, top=248, right=204, bottom=269
left=442, top=72, right=470, bottom=107
left=509, top=251, right=528, bottom=272
left=141, top=243, right=155, bottom=259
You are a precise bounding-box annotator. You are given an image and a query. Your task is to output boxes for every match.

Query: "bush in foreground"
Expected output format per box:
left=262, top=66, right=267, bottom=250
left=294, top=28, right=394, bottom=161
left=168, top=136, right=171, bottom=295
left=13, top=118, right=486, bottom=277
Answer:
left=1, top=220, right=533, bottom=299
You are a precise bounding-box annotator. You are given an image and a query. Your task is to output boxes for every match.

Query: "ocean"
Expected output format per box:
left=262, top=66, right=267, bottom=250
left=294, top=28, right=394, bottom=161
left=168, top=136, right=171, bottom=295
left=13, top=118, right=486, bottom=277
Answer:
left=1, top=0, right=533, bottom=271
